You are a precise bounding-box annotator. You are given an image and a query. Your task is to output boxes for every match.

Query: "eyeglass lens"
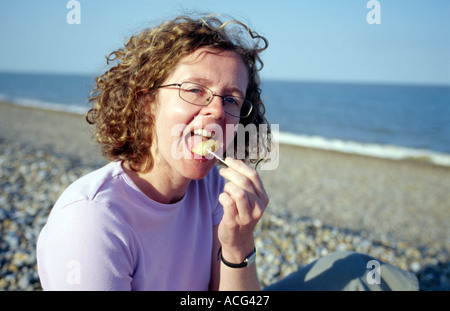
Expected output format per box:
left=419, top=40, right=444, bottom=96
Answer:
left=179, top=82, right=252, bottom=118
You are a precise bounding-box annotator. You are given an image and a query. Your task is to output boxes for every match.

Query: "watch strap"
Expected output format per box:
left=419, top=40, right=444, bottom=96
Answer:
left=217, top=246, right=256, bottom=268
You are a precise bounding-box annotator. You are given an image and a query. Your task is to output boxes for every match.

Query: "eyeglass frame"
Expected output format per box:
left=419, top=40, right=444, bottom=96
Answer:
left=158, top=82, right=254, bottom=119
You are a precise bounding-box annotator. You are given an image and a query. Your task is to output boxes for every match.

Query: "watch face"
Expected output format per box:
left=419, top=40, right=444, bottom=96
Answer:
left=246, top=250, right=257, bottom=266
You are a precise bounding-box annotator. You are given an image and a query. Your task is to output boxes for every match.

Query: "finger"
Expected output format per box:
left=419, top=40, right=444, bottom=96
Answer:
left=224, top=158, right=265, bottom=193
left=221, top=159, right=268, bottom=203
left=218, top=192, right=238, bottom=223
left=224, top=157, right=256, bottom=179
left=220, top=167, right=254, bottom=193
left=223, top=181, right=253, bottom=224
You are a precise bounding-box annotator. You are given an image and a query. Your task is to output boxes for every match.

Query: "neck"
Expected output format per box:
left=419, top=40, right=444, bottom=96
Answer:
left=122, top=161, right=190, bottom=205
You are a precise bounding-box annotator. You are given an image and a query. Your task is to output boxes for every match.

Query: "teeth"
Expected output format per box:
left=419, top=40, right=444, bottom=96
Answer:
left=193, top=128, right=214, bottom=138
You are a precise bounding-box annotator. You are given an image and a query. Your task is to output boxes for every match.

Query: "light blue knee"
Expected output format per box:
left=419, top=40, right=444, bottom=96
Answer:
left=263, top=251, right=418, bottom=291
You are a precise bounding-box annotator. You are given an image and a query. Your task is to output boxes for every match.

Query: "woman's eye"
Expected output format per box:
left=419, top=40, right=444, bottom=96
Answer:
left=224, top=97, right=240, bottom=106
left=186, top=88, right=204, bottom=95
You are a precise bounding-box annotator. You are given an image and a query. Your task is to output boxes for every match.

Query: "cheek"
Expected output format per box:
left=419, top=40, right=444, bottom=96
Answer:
left=155, top=100, right=191, bottom=134
left=222, top=124, right=238, bottom=151
left=154, top=105, right=197, bottom=155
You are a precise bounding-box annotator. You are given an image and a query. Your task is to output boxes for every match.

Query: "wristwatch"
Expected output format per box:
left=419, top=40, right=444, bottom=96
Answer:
left=217, top=246, right=256, bottom=268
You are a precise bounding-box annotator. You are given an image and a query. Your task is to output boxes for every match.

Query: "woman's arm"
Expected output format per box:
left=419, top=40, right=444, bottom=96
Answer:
left=37, top=201, right=134, bottom=290
left=210, top=225, right=260, bottom=291
left=210, top=158, right=269, bottom=291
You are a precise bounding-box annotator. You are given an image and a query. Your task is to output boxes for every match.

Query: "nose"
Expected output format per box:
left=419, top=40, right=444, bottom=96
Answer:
left=202, top=95, right=226, bottom=119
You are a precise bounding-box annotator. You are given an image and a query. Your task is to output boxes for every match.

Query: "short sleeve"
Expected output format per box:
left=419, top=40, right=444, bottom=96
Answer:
left=36, top=200, right=135, bottom=291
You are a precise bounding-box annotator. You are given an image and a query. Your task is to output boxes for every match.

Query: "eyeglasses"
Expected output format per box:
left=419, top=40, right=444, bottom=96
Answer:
left=158, top=82, right=253, bottom=118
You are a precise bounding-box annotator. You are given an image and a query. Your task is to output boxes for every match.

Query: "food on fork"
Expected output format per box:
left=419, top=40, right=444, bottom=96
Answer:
left=192, top=139, right=219, bottom=157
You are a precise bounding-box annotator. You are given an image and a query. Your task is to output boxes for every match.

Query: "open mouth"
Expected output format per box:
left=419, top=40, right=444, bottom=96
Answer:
left=189, top=128, right=219, bottom=157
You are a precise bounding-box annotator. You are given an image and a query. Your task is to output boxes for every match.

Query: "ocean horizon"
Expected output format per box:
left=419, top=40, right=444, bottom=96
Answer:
left=1, top=71, right=449, bottom=166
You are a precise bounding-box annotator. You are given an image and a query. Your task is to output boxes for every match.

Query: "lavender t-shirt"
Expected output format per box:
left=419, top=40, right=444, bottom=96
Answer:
left=36, top=161, right=224, bottom=290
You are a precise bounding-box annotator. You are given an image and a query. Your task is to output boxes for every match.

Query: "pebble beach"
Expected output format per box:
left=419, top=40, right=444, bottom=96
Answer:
left=0, top=101, right=449, bottom=291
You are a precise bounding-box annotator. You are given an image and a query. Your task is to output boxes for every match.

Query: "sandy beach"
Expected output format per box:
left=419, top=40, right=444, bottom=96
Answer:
left=259, top=140, right=450, bottom=252
left=1, top=100, right=449, bottom=290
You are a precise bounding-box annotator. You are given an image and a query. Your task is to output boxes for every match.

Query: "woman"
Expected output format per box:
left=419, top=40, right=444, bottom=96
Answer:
left=37, top=14, right=418, bottom=291
left=37, top=15, right=270, bottom=290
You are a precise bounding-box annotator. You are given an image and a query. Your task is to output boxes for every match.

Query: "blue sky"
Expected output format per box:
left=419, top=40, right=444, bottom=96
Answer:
left=0, top=0, right=449, bottom=85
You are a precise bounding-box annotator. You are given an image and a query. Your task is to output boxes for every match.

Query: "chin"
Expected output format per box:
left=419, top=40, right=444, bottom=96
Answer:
left=182, top=160, right=216, bottom=180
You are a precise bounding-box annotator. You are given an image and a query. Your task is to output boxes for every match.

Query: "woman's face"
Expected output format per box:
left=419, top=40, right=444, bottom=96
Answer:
left=150, top=48, right=249, bottom=180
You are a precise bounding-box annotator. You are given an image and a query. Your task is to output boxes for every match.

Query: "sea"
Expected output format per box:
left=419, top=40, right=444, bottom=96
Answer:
left=1, top=72, right=450, bottom=166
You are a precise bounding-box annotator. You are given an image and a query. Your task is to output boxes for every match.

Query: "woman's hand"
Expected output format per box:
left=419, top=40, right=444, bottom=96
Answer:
left=217, top=157, right=269, bottom=263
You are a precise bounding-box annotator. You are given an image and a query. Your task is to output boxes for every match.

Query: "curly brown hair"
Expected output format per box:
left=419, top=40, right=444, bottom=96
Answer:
left=86, top=14, right=270, bottom=173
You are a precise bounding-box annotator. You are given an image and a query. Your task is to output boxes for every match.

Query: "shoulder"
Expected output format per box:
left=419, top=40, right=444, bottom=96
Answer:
left=52, top=161, right=125, bottom=208
left=36, top=198, right=135, bottom=290
left=39, top=198, right=134, bottom=254
left=41, top=161, right=134, bottom=246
